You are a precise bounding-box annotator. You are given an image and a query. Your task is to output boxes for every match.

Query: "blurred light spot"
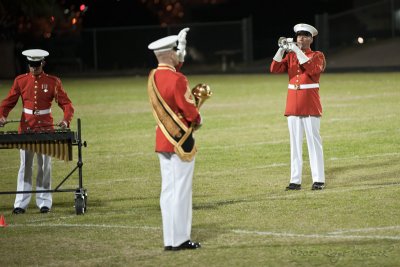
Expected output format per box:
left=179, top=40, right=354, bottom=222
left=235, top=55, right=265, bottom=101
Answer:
left=357, top=37, right=364, bottom=44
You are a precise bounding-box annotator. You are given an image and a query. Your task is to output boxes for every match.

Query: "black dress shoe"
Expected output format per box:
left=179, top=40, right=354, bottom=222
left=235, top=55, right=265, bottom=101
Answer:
left=286, top=183, right=301, bottom=190
left=12, top=207, right=25, bottom=214
left=312, top=182, right=325, bottom=190
left=164, top=246, right=173, bottom=251
left=171, top=240, right=201, bottom=251
left=40, top=206, right=50, bottom=213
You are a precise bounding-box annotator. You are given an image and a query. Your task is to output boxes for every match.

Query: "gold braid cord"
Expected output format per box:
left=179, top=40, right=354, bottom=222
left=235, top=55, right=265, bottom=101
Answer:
left=147, top=70, right=196, bottom=161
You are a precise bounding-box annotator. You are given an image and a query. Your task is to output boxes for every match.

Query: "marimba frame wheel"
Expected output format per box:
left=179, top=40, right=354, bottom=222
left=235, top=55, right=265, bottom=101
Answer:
left=74, top=189, right=87, bottom=215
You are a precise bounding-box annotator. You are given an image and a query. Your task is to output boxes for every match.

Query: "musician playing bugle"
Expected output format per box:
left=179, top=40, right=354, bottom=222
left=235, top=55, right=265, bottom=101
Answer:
left=270, top=23, right=326, bottom=191
left=0, top=49, right=74, bottom=214
left=147, top=28, right=211, bottom=251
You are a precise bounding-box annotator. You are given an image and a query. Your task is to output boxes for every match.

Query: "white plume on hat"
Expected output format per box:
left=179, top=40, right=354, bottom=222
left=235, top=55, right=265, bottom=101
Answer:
left=148, top=35, right=179, bottom=53
left=22, top=49, right=49, bottom=61
left=294, top=23, right=318, bottom=37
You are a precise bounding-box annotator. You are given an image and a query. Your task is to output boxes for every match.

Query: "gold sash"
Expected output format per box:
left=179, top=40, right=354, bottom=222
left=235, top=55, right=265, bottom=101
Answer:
left=147, top=69, right=196, bottom=161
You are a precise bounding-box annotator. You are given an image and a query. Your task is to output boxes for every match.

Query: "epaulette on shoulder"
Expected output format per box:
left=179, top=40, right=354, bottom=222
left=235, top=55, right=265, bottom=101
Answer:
left=44, top=73, right=60, bottom=83
left=15, top=73, right=28, bottom=81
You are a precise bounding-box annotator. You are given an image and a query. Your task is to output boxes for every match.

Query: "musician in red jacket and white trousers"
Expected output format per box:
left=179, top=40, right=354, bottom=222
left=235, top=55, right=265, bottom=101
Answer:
left=270, top=23, right=326, bottom=191
left=147, top=28, right=202, bottom=250
left=0, top=49, right=74, bottom=214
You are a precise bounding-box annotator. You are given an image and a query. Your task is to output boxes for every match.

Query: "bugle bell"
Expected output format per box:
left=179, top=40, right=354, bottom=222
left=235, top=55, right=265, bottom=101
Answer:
left=191, top=83, right=212, bottom=109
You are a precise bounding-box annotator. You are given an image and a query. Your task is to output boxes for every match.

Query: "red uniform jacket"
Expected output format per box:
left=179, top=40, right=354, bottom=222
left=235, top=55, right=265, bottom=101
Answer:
left=0, top=72, right=74, bottom=133
left=153, top=64, right=201, bottom=153
left=270, top=48, right=325, bottom=116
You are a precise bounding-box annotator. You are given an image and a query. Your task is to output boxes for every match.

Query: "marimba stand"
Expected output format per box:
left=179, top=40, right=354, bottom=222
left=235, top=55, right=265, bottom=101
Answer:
left=0, top=118, right=87, bottom=215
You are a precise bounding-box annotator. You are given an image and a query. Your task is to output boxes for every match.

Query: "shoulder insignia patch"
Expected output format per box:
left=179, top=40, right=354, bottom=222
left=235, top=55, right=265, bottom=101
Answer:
left=184, top=85, right=195, bottom=105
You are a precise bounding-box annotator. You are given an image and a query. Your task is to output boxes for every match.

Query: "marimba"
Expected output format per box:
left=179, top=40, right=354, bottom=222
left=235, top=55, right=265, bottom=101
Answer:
left=0, top=130, right=77, bottom=161
left=0, top=118, right=87, bottom=215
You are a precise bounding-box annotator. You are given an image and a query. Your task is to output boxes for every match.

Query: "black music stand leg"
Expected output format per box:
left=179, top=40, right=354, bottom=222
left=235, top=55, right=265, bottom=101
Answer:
left=74, top=118, right=87, bottom=215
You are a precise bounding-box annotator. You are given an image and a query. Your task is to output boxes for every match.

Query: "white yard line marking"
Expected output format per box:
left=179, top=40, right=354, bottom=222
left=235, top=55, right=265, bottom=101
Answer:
left=329, top=226, right=400, bottom=235
left=233, top=229, right=400, bottom=240
left=329, top=152, right=400, bottom=161
left=11, top=223, right=159, bottom=230
left=10, top=223, right=400, bottom=241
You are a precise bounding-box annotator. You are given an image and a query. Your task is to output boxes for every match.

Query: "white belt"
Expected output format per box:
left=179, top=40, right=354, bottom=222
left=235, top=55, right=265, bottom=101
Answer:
left=288, top=83, right=319, bottom=90
left=23, top=108, right=51, bottom=115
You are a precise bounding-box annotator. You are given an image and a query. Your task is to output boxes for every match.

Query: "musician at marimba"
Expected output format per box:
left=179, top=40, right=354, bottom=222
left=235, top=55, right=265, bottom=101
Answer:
left=0, top=49, right=74, bottom=214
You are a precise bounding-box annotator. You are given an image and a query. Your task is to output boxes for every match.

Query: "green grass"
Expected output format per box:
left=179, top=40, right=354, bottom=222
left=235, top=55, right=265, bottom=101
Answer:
left=0, top=72, right=399, bottom=266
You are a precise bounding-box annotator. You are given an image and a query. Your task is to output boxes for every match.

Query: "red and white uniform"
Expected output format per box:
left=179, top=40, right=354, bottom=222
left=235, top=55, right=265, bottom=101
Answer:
left=0, top=72, right=74, bottom=133
left=270, top=48, right=325, bottom=116
left=154, top=64, right=201, bottom=153
left=152, top=63, right=201, bottom=247
left=0, top=72, right=74, bottom=210
left=270, top=49, right=325, bottom=185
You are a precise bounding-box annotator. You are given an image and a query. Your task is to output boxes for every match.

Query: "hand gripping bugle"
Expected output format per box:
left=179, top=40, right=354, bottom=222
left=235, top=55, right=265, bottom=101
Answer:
left=278, top=37, right=294, bottom=51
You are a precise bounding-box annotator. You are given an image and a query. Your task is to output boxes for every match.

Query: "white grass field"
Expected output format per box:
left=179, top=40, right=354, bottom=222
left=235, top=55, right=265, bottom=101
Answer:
left=0, top=72, right=399, bottom=266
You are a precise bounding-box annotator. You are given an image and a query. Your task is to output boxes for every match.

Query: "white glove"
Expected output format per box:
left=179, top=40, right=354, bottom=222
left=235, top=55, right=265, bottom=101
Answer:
left=177, top=49, right=186, bottom=62
left=58, top=120, right=68, bottom=129
left=177, top=27, right=190, bottom=62
left=273, top=47, right=285, bottom=62
left=0, top=116, right=6, bottom=127
left=288, top=42, right=309, bottom=64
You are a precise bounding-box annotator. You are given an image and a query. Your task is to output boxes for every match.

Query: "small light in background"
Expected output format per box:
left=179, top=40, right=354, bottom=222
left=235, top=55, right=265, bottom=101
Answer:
left=72, top=18, right=77, bottom=25
left=80, top=4, right=86, bottom=12
left=357, top=37, right=364, bottom=44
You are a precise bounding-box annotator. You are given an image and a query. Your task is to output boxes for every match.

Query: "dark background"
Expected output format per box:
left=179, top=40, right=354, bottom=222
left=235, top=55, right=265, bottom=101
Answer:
left=0, top=0, right=355, bottom=45
left=78, top=0, right=354, bottom=38
left=1, top=0, right=398, bottom=76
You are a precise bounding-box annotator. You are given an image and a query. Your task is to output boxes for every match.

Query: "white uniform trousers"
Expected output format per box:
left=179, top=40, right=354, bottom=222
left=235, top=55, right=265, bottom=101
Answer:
left=14, top=149, right=52, bottom=209
left=287, top=116, right=325, bottom=184
left=158, top=152, right=194, bottom=247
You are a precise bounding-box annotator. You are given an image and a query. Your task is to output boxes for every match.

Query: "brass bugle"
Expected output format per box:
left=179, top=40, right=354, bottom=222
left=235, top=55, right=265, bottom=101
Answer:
left=191, top=83, right=212, bottom=109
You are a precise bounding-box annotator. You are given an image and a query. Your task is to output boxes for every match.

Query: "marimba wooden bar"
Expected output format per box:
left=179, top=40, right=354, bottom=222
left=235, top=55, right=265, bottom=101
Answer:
left=0, top=131, right=76, bottom=161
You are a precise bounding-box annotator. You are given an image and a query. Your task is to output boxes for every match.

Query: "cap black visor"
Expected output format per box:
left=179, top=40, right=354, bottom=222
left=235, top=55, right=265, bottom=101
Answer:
left=28, top=60, right=42, bottom=67
left=296, top=31, right=312, bottom=37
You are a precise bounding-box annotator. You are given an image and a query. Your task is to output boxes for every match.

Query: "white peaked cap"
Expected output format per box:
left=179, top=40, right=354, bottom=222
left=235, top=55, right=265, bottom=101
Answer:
left=293, top=23, right=318, bottom=37
left=148, top=35, right=178, bottom=52
left=22, top=49, right=49, bottom=61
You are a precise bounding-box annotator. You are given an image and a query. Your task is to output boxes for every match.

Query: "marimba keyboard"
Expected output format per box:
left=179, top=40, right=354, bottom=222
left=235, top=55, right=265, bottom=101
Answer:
left=0, top=131, right=77, bottom=161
